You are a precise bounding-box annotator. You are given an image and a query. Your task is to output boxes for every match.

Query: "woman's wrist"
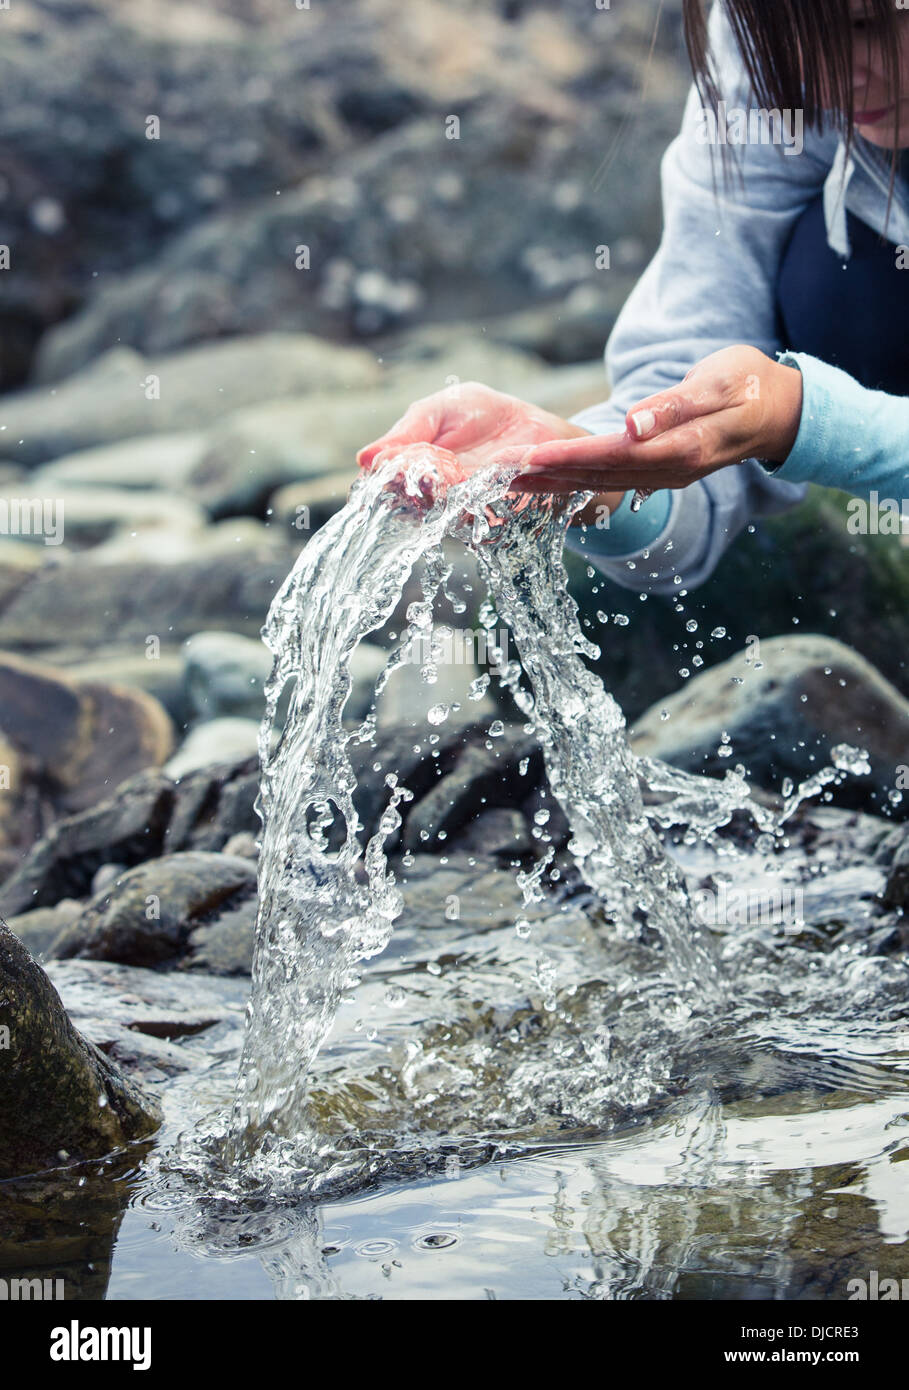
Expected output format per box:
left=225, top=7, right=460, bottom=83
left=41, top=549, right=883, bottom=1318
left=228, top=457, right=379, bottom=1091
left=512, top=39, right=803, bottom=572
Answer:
left=764, top=360, right=804, bottom=463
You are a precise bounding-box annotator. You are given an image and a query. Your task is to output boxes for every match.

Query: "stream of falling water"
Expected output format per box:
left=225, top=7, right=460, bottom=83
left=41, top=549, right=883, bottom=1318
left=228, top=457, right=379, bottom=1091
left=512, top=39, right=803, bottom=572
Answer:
left=227, top=448, right=783, bottom=1167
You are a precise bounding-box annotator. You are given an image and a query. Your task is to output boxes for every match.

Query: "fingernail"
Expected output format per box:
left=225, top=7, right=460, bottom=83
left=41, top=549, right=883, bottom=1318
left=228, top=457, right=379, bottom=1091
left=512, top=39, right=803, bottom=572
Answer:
left=629, top=408, right=656, bottom=439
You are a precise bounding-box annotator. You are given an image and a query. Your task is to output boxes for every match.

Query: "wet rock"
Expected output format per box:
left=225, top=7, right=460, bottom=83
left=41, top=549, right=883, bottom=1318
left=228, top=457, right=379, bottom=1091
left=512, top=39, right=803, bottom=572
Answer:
left=45, top=958, right=247, bottom=1081
left=351, top=720, right=542, bottom=849
left=0, top=336, right=380, bottom=467
left=395, top=852, right=558, bottom=936
left=0, top=769, right=174, bottom=917
left=183, top=631, right=272, bottom=722
left=450, top=808, right=534, bottom=857
left=164, top=755, right=260, bottom=853
left=183, top=895, right=258, bottom=976
left=631, top=635, right=909, bottom=816
left=51, top=852, right=257, bottom=967
left=0, top=541, right=297, bottom=651
left=403, top=733, right=542, bottom=850
left=881, top=832, right=909, bottom=910
left=164, top=718, right=261, bottom=780
left=0, top=921, right=159, bottom=1178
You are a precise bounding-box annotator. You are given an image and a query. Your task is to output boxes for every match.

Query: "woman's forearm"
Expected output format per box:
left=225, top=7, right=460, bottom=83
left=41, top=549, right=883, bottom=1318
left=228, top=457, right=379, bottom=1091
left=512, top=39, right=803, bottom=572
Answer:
left=773, top=352, right=909, bottom=499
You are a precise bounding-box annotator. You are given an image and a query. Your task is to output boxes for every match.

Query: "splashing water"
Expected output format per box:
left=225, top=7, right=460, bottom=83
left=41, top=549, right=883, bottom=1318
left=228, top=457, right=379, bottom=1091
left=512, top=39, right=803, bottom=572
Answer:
left=227, top=449, right=780, bottom=1168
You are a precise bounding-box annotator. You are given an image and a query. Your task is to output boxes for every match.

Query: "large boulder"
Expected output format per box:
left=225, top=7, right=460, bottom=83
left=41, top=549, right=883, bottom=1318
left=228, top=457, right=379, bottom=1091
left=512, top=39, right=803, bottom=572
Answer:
left=0, top=921, right=159, bottom=1177
left=631, top=634, right=909, bottom=815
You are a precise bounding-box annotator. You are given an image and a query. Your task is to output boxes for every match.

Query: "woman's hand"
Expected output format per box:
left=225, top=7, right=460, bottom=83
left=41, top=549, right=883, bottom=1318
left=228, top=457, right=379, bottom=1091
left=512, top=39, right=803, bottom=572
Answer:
left=357, top=379, right=625, bottom=521
left=510, top=346, right=804, bottom=496
left=358, top=380, right=611, bottom=479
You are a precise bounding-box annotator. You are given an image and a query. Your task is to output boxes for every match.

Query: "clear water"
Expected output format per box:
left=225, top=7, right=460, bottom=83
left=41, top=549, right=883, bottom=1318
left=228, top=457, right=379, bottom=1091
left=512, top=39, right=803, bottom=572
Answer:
left=228, top=449, right=774, bottom=1175
left=10, top=450, right=907, bottom=1299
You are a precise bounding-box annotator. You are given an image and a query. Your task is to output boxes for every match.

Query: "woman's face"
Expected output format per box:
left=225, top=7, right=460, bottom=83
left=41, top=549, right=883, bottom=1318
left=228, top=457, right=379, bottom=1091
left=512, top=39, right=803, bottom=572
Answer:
left=850, top=4, right=909, bottom=148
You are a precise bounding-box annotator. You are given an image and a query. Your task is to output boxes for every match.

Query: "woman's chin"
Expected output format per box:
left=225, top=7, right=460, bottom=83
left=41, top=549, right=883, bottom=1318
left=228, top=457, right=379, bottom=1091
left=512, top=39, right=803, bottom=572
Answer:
left=855, top=116, right=909, bottom=150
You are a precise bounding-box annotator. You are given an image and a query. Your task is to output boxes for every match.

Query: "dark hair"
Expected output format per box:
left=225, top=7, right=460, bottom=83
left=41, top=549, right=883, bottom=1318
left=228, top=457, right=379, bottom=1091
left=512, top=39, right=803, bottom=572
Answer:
left=682, top=0, right=904, bottom=158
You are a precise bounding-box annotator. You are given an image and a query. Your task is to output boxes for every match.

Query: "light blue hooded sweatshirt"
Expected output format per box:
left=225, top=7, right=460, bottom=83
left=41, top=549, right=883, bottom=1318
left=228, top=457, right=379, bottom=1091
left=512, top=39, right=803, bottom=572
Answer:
left=565, top=3, right=909, bottom=594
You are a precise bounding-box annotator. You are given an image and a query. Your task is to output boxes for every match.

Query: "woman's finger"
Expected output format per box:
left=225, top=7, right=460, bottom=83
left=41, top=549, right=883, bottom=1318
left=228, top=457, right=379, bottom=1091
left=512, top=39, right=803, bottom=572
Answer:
left=625, top=371, right=736, bottom=441
left=519, top=411, right=747, bottom=485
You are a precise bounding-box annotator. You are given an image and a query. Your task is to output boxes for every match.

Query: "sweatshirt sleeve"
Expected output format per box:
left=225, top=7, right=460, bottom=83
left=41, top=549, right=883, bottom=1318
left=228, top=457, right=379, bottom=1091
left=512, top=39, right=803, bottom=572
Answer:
left=773, top=351, right=909, bottom=497
left=565, top=2, right=830, bottom=593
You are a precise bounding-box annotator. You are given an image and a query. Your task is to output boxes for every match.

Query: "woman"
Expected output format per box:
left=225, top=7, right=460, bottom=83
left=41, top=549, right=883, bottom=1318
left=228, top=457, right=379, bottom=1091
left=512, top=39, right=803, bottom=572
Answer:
left=358, top=0, right=909, bottom=595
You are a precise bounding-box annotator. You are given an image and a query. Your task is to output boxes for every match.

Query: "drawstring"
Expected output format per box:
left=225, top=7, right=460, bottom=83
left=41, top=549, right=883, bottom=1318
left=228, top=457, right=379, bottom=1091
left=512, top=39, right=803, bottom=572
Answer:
left=823, top=141, right=854, bottom=260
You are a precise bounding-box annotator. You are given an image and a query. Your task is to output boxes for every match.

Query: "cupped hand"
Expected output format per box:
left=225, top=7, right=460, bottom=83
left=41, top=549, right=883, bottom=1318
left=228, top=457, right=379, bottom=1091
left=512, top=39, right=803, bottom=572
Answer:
left=510, top=346, right=804, bottom=496
left=358, top=381, right=594, bottom=478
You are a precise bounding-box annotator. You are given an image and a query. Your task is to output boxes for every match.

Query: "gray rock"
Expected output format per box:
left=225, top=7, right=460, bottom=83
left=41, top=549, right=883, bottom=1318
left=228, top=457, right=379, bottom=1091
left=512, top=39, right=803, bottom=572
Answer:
left=51, top=851, right=257, bottom=967
left=0, top=921, right=159, bottom=1178
left=0, top=335, right=380, bottom=467
left=183, top=631, right=272, bottom=722
left=32, top=432, right=207, bottom=492
left=164, top=718, right=261, bottom=779
left=0, top=481, right=206, bottom=550
left=5, top=900, right=83, bottom=961
left=222, top=832, right=258, bottom=861
left=269, top=470, right=357, bottom=536
left=881, top=832, right=909, bottom=909
left=164, top=755, right=260, bottom=853
left=0, top=768, right=175, bottom=917
left=452, top=808, right=534, bottom=857
left=45, top=958, right=246, bottom=1080
left=403, top=731, right=542, bottom=850
left=0, top=652, right=174, bottom=873
left=38, top=88, right=677, bottom=371
left=46, top=648, right=187, bottom=725
left=0, top=541, right=297, bottom=651
left=570, top=487, right=909, bottom=725
left=182, top=895, right=258, bottom=976
left=631, top=635, right=909, bottom=815
left=349, top=642, right=390, bottom=721
left=90, top=863, right=126, bottom=897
